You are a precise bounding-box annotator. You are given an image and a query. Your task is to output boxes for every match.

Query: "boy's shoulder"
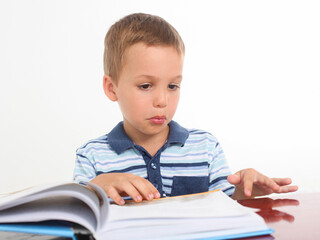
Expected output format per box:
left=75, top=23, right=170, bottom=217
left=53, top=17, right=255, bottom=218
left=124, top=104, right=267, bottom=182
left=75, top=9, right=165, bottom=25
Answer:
left=76, top=134, right=110, bottom=153
left=186, top=127, right=219, bottom=144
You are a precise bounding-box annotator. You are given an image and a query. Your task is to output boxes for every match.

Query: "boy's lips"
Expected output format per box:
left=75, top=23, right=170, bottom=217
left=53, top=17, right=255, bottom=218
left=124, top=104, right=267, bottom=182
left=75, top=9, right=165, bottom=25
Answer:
left=149, top=116, right=166, bottom=124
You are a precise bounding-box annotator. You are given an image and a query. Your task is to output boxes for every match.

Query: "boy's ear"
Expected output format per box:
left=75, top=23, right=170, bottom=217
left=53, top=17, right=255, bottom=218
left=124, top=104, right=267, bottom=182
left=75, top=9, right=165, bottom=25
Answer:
left=103, top=75, right=118, bottom=101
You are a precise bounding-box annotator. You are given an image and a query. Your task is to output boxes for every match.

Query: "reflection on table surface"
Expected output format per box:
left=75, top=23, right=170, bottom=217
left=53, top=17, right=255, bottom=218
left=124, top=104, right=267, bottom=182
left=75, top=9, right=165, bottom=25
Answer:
left=237, top=192, right=320, bottom=240
left=239, top=197, right=299, bottom=223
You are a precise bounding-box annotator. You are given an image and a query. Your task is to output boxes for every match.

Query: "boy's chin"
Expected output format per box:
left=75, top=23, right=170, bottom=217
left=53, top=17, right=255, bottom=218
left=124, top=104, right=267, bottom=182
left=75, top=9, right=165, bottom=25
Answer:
left=143, top=123, right=170, bottom=134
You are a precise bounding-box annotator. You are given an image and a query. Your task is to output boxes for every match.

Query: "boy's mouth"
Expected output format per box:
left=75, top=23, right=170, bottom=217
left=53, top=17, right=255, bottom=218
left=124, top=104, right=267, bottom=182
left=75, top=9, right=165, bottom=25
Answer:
left=149, top=116, right=166, bottom=124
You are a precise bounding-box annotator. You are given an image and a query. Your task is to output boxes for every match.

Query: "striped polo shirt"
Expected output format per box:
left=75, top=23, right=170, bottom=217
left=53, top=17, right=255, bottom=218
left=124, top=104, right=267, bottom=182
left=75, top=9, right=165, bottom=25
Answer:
left=73, top=121, right=235, bottom=197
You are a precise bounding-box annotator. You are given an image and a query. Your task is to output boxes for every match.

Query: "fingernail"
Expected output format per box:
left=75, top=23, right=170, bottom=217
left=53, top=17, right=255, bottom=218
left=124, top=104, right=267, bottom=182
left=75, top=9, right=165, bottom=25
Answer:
left=148, top=193, right=154, bottom=200
left=155, top=192, right=161, bottom=198
left=245, top=189, right=251, bottom=196
left=119, top=199, right=125, bottom=205
left=135, top=195, right=142, bottom=202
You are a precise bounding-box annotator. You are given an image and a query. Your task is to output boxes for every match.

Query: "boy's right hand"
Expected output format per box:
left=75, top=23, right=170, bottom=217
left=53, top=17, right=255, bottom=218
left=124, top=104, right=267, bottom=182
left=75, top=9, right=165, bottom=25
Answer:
left=89, top=173, right=161, bottom=205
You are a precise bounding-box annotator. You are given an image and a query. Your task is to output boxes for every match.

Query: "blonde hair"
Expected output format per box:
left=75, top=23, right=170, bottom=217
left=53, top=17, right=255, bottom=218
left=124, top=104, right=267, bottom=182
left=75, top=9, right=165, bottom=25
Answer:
left=103, top=13, right=185, bottom=82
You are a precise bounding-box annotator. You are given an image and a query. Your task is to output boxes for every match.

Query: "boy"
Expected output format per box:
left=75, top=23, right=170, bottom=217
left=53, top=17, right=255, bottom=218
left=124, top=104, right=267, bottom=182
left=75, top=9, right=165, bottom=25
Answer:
left=74, top=13, right=298, bottom=205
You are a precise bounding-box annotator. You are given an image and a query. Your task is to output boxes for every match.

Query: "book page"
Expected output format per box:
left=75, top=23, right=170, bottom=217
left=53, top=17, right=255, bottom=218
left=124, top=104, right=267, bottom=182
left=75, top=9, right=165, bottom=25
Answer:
left=87, top=183, right=110, bottom=233
left=99, top=191, right=269, bottom=240
left=0, top=182, right=104, bottom=234
left=0, top=196, right=97, bottom=234
left=101, top=213, right=269, bottom=240
left=108, top=190, right=254, bottom=222
left=0, top=183, right=100, bottom=217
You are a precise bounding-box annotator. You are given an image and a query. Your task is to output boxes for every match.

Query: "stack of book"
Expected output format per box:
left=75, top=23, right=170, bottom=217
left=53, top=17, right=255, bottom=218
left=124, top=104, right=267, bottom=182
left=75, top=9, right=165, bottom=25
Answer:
left=0, top=182, right=273, bottom=239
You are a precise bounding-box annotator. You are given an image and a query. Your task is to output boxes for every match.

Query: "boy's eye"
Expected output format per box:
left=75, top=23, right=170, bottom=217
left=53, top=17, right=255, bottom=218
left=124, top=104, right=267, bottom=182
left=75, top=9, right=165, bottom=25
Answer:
left=168, top=84, right=180, bottom=90
left=138, top=83, right=152, bottom=90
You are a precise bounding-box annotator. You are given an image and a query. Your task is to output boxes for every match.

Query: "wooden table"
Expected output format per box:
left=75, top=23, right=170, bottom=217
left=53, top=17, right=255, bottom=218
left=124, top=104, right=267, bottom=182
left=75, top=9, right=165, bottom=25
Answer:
left=237, top=192, right=320, bottom=239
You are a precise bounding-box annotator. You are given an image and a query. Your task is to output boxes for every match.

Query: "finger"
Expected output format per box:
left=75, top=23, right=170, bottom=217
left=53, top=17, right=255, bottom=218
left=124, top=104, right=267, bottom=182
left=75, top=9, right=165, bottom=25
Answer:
left=227, top=174, right=241, bottom=185
left=142, top=179, right=161, bottom=199
left=256, top=174, right=280, bottom=192
left=277, top=185, right=299, bottom=193
left=242, top=171, right=255, bottom=197
left=271, top=178, right=292, bottom=186
left=105, top=187, right=125, bottom=205
left=130, top=178, right=159, bottom=200
left=120, top=182, right=143, bottom=203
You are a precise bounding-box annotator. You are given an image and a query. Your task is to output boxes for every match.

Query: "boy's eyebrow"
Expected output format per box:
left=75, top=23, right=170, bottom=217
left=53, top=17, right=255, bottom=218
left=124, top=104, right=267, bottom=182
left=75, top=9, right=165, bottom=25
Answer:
left=135, top=74, right=183, bottom=81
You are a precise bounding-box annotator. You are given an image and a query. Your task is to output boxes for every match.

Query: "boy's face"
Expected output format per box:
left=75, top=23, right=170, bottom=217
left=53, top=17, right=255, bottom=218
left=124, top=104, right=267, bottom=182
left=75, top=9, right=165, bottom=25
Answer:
left=106, top=43, right=183, bottom=142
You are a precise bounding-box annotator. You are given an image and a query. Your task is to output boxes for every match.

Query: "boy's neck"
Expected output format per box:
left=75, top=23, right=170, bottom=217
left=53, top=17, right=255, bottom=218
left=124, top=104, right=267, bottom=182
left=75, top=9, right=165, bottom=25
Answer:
left=123, top=121, right=169, bottom=157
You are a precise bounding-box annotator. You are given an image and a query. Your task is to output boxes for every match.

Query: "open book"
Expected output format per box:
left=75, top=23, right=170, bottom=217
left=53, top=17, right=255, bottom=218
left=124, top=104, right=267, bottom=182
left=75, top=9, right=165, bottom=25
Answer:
left=0, top=182, right=273, bottom=240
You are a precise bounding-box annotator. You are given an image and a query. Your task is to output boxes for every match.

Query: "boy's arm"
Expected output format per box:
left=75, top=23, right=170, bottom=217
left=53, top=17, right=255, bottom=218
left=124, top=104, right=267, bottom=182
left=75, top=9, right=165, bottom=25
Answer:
left=90, top=173, right=161, bottom=205
left=74, top=148, right=160, bottom=205
left=208, top=138, right=235, bottom=196
left=228, top=168, right=298, bottom=200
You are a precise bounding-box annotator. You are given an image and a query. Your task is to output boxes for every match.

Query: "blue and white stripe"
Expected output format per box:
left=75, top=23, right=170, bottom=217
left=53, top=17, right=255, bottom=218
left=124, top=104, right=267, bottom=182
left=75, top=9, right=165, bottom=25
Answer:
left=73, top=122, right=235, bottom=197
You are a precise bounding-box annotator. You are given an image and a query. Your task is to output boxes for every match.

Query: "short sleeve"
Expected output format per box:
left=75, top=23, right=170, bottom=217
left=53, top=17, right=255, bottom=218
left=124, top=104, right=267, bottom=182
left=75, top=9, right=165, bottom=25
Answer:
left=208, top=140, right=235, bottom=197
left=73, top=147, right=97, bottom=185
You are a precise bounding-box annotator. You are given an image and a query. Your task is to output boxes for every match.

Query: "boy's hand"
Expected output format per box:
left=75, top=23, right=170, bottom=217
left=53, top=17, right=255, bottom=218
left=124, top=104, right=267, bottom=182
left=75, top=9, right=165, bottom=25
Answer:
left=89, top=173, right=161, bottom=205
left=227, top=168, right=298, bottom=200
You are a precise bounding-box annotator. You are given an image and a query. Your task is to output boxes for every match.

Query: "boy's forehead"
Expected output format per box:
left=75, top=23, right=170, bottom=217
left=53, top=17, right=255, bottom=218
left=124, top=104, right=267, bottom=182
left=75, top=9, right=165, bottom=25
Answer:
left=123, top=42, right=184, bottom=60
left=134, top=74, right=183, bottom=82
left=122, top=43, right=183, bottom=68
left=118, top=42, right=184, bottom=81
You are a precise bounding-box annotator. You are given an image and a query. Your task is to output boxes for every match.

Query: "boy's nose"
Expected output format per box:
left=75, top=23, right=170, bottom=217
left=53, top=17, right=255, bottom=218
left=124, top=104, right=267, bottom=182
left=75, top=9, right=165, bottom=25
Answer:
left=154, top=89, right=168, bottom=108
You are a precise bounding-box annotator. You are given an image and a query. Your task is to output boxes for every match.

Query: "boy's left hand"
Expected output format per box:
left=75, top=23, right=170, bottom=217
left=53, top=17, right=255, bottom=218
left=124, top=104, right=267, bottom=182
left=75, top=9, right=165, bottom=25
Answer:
left=227, top=168, right=298, bottom=200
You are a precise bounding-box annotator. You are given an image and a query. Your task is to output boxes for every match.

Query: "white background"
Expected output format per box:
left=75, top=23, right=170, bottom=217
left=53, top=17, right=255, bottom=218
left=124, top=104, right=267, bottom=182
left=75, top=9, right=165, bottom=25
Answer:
left=0, top=0, right=319, bottom=193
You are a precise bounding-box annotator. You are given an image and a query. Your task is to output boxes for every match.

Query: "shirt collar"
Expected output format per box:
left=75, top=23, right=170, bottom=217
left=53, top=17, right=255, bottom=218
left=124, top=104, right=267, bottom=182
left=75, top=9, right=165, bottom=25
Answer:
left=166, top=120, right=189, bottom=146
left=108, top=121, right=189, bottom=155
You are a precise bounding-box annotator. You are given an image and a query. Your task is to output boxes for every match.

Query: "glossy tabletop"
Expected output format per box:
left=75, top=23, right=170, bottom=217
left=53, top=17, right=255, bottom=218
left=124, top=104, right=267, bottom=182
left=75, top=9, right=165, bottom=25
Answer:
left=237, top=192, right=320, bottom=239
